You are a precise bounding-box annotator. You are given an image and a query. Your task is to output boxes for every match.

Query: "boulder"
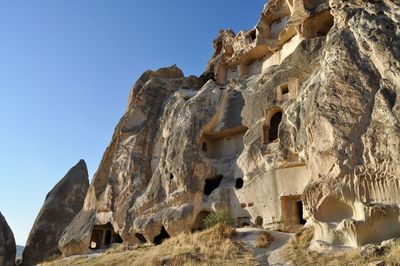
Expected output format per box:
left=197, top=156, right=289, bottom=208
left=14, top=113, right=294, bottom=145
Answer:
left=0, top=212, right=16, bottom=266
left=22, top=160, right=89, bottom=265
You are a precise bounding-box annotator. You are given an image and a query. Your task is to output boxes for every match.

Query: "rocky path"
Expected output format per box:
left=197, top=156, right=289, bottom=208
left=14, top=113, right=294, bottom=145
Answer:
left=235, top=228, right=293, bottom=266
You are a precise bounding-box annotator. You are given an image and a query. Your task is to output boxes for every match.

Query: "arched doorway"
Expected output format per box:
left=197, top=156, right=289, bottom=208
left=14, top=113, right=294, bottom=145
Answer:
left=263, top=107, right=283, bottom=144
left=204, top=175, right=224, bottom=195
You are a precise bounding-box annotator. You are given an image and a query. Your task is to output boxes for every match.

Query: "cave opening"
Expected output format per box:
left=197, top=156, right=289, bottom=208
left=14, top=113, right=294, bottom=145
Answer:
left=114, top=234, right=123, bottom=243
left=104, top=230, right=112, bottom=245
left=204, top=175, right=224, bottom=195
left=153, top=226, right=170, bottom=245
left=89, top=223, right=122, bottom=250
left=302, top=11, right=334, bottom=39
left=237, top=217, right=251, bottom=227
left=215, top=41, right=222, bottom=55
left=281, top=84, right=289, bottom=95
left=135, top=233, right=147, bottom=244
left=255, top=216, right=263, bottom=227
left=263, top=108, right=283, bottom=144
left=202, top=142, right=208, bottom=152
left=89, top=229, right=103, bottom=249
left=192, top=211, right=211, bottom=231
left=235, top=178, right=244, bottom=189
left=249, top=29, right=257, bottom=41
left=281, top=196, right=307, bottom=225
left=268, top=111, right=282, bottom=142
left=297, top=201, right=306, bottom=225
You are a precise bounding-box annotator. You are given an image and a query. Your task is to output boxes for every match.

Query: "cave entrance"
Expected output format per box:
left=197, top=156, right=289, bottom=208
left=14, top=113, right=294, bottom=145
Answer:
left=204, top=175, right=224, bottom=195
left=89, top=223, right=122, bottom=249
left=135, top=233, right=147, bottom=244
left=263, top=107, right=283, bottom=144
left=104, top=230, right=112, bottom=245
left=237, top=217, right=251, bottom=227
left=201, top=126, right=247, bottom=159
left=269, top=16, right=290, bottom=39
left=269, top=112, right=282, bottom=142
left=235, top=178, right=244, bottom=189
left=255, top=216, right=264, bottom=227
left=154, top=226, right=170, bottom=245
left=280, top=195, right=306, bottom=225
left=202, top=142, right=208, bottom=152
left=215, top=41, right=222, bottom=55
left=89, top=229, right=103, bottom=249
left=296, top=201, right=306, bottom=225
left=192, top=211, right=211, bottom=231
left=249, top=29, right=257, bottom=41
left=302, top=11, right=334, bottom=39
left=281, top=84, right=289, bottom=95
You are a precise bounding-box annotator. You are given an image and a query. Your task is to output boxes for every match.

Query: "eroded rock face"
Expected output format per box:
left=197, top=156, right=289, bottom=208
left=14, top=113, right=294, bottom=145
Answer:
left=301, top=0, right=400, bottom=248
left=22, top=160, right=89, bottom=265
left=0, top=212, right=16, bottom=266
left=60, top=0, right=400, bottom=256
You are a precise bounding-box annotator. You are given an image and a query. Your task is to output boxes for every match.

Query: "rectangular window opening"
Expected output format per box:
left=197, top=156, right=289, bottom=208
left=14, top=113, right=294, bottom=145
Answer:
left=202, top=142, right=208, bottom=152
left=281, top=85, right=289, bottom=95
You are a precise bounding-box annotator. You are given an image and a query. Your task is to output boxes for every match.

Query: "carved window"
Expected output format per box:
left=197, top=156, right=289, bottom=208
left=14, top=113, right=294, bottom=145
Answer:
left=202, top=142, right=207, bottom=152
left=276, top=79, right=299, bottom=102
left=263, top=107, right=283, bottom=144
left=281, top=84, right=289, bottom=95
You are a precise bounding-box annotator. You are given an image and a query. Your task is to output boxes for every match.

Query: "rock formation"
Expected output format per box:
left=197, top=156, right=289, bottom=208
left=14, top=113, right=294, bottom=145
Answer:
left=0, top=212, right=16, bottom=266
left=22, top=160, right=89, bottom=265
left=59, top=0, right=400, bottom=256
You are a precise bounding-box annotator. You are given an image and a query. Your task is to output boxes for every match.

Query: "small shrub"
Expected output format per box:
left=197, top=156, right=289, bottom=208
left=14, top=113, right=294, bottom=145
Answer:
left=254, top=231, right=274, bottom=248
left=203, top=209, right=233, bottom=228
left=215, top=223, right=237, bottom=238
left=275, top=222, right=291, bottom=233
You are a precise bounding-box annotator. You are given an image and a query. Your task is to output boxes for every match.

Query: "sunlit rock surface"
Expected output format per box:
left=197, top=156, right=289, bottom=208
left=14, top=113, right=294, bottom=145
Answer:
left=22, top=160, right=89, bottom=265
left=59, top=0, right=400, bottom=256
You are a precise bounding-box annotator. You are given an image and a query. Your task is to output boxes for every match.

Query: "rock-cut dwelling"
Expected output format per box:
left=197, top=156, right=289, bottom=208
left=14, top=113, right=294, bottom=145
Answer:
left=89, top=223, right=123, bottom=249
left=58, top=0, right=400, bottom=257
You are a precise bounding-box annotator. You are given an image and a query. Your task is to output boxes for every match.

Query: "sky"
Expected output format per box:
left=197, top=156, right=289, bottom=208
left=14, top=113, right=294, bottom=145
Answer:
left=0, top=0, right=265, bottom=245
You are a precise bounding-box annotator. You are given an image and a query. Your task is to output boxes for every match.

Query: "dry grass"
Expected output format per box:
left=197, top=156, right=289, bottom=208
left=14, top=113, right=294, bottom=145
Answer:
left=275, top=222, right=291, bottom=233
left=39, top=224, right=256, bottom=266
left=386, top=242, right=400, bottom=265
left=282, top=227, right=400, bottom=266
left=37, top=225, right=400, bottom=266
left=253, top=231, right=274, bottom=248
left=282, top=227, right=364, bottom=265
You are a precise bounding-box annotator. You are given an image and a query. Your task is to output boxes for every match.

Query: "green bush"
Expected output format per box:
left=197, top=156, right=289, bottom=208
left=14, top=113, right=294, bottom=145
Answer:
left=203, top=209, right=233, bottom=228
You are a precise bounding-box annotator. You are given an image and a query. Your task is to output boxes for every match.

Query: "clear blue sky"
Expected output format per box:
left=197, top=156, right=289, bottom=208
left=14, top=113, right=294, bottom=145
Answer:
left=0, top=0, right=265, bottom=245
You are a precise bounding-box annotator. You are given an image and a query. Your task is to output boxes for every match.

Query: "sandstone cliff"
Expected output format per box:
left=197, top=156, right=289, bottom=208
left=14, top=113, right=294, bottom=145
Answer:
left=59, top=0, right=400, bottom=256
left=22, top=160, right=89, bottom=265
left=0, top=212, right=16, bottom=266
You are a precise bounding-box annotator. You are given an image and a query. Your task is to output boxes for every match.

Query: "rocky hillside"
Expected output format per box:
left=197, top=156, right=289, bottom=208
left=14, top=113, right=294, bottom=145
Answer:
left=55, top=0, right=399, bottom=259
left=22, top=160, right=89, bottom=265
left=16, top=246, right=23, bottom=261
left=0, top=212, right=16, bottom=266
